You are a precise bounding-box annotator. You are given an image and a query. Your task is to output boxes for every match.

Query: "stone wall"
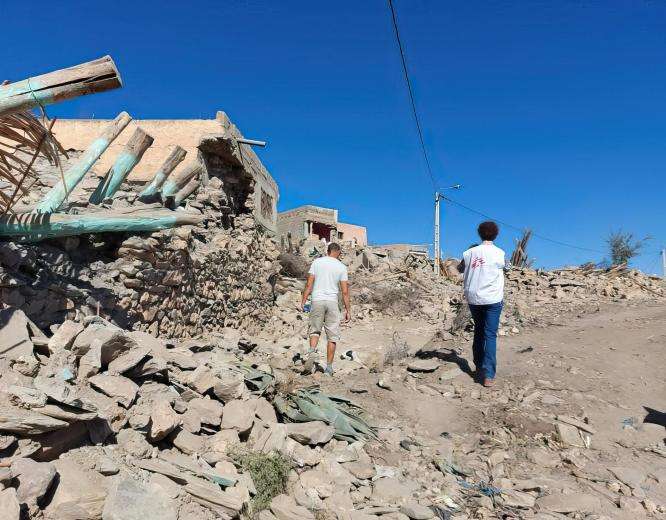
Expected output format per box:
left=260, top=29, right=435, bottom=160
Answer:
left=0, top=185, right=281, bottom=337
left=1, top=128, right=282, bottom=337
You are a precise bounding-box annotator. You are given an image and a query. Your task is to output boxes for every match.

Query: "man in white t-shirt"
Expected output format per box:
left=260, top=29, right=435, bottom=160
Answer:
left=458, top=221, right=506, bottom=387
left=299, top=243, right=351, bottom=375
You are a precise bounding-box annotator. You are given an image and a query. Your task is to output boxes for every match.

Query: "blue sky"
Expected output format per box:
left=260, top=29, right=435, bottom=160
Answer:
left=3, top=1, right=665, bottom=273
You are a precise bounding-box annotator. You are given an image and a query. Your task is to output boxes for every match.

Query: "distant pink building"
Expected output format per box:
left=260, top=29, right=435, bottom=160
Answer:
left=336, top=222, right=367, bottom=247
left=277, top=205, right=367, bottom=248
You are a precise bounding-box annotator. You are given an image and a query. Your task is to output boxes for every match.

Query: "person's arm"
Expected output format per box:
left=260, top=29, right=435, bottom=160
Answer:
left=300, top=274, right=315, bottom=311
left=340, top=280, right=351, bottom=322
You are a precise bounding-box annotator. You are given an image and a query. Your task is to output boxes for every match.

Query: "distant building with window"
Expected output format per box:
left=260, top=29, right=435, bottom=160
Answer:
left=277, top=205, right=367, bottom=248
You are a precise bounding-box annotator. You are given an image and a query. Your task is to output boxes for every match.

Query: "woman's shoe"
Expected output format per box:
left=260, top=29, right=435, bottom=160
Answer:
left=483, top=378, right=495, bottom=388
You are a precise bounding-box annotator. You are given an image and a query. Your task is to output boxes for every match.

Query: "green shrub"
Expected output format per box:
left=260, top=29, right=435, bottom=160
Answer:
left=231, top=449, right=292, bottom=515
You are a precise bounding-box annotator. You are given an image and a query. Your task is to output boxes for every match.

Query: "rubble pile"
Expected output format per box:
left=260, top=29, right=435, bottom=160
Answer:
left=271, top=242, right=665, bottom=338
left=0, top=152, right=280, bottom=337
left=502, top=264, right=665, bottom=328
left=0, top=308, right=477, bottom=520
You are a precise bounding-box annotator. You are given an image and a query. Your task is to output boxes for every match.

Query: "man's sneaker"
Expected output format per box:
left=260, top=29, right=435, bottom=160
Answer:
left=324, top=365, right=334, bottom=376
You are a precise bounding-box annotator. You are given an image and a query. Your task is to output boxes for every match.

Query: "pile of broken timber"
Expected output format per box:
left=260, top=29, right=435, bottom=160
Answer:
left=510, top=229, right=532, bottom=268
left=0, top=57, right=204, bottom=241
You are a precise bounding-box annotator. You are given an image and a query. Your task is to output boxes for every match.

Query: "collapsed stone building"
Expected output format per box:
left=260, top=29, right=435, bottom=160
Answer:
left=0, top=111, right=282, bottom=337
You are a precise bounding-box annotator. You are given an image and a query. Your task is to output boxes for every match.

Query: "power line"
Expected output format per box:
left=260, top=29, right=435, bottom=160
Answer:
left=387, top=0, right=437, bottom=191
left=385, top=3, right=655, bottom=263
left=440, top=194, right=608, bottom=254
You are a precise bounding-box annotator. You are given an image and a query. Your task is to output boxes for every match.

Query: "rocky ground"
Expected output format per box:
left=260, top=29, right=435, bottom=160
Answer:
left=1, top=237, right=665, bottom=520
left=309, top=301, right=666, bottom=519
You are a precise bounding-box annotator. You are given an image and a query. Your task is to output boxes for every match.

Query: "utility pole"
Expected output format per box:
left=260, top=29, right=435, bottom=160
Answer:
left=433, top=184, right=462, bottom=275
left=434, top=192, right=441, bottom=275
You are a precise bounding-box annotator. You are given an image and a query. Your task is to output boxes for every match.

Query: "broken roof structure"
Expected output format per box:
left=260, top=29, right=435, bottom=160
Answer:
left=49, top=111, right=279, bottom=233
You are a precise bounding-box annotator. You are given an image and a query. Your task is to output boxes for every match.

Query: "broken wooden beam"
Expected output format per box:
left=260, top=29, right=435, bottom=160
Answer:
left=172, top=175, right=201, bottom=207
left=34, top=112, right=132, bottom=213
left=0, top=207, right=203, bottom=240
left=139, top=146, right=187, bottom=198
left=0, top=56, right=122, bottom=118
left=89, top=127, right=154, bottom=204
left=161, top=161, right=203, bottom=198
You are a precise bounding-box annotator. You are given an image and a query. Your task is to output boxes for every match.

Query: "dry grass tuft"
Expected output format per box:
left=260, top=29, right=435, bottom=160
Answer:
left=230, top=449, right=292, bottom=516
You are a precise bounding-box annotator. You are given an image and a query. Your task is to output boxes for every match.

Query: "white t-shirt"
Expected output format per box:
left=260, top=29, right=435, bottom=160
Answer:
left=308, top=256, right=348, bottom=302
left=462, top=243, right=505, bottom=305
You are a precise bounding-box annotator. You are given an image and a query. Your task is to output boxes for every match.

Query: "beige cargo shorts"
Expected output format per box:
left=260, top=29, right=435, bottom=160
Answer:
left=308, top=300, right=341, bottom=342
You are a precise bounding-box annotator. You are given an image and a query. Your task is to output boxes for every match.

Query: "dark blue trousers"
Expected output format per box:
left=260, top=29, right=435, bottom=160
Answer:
left=469, top=301, right=503, bottom=379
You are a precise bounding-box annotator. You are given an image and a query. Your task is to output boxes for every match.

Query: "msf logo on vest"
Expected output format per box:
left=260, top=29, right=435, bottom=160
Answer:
left=470, top=257, right=485, bottom=269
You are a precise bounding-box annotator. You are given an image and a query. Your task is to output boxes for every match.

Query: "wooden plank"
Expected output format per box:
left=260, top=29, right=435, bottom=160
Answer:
left=0, top=207, right=203, bottom=240
left=162, top=161, right=203, bottom=197
left=89, top=127, right=154, bottom=204
left=0, top=56, right=122, bottom=118
left=34, top=112, right=132, bottom=213
left=139, top=146, right=187, bottom=198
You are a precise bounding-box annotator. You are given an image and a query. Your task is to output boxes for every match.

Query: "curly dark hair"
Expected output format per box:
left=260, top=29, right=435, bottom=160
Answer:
left=477, top=221, right=499, bottom=241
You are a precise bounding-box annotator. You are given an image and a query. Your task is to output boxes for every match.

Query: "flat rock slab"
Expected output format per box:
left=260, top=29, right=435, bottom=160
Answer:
left=187, top=397, right=224, bottom=427
left=102, top=477, right=178, bottom=520
left=33, top=403, right=98, bottom=422
left=608, top=466, right=645, bottom=489
left=72, top=323, right=130, bottom=361
left=33, top=376, right=95, bottom=411
left=536, top=492, right=601, bottom=514
left=46, top=458, right=108, bottom=520
left=556, top=423, right=586, bottom=447
left=286, top=421, right=335, bottom=445
left=502, top=490, right=536, bottom=509
left=556, top=415, right=596, bottom=434
left=343, top=461, right=376, bottom=480
left=184, top=479, right=244, bottom=517
left=89, top=374, right=139, bottom=408
left=407, top=359, right=440, bottom=372
left=11, top=457, right=57, bottom=506
left=371, top=477, right=420, bottom=504
left=48, top=320, right=84, bottom=353
left=170, top=428, right=204, bottom=455
left=270, top=493, right=315, bottom=520
left=221, top=399, right=254, bottom=433
left=0, top=488, right=20, bottom=520
left=149, top=399, right=181, bottom=441
left=117, top=429, right=153, bottom=459
left=400, top=500, right=435, bottom=519
left=107, top=346, right=151, bottom=375
left=0, top=404, right=69, bottom=435
left=438, top=366, right=463, bottom=381
left=0, top=308, right=33, bottom=361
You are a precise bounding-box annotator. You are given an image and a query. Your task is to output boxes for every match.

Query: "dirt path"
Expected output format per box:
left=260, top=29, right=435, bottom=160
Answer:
left=316, top=302, right=666, bottom=517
